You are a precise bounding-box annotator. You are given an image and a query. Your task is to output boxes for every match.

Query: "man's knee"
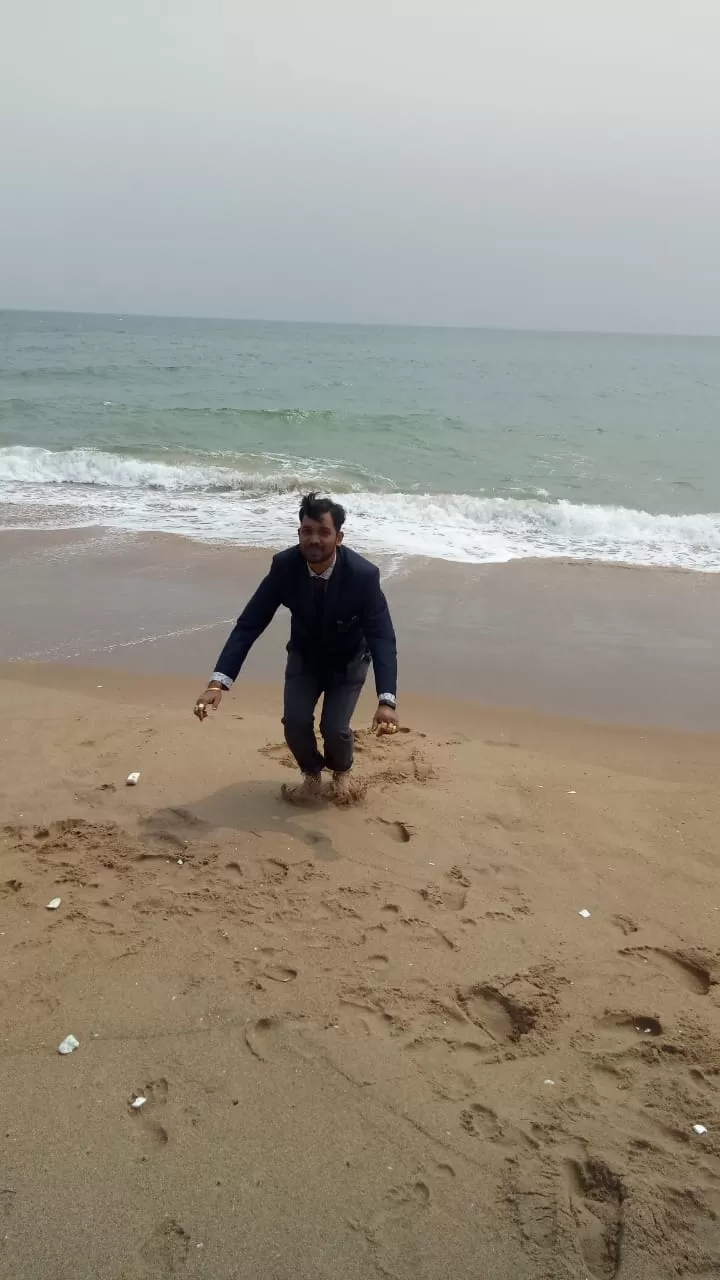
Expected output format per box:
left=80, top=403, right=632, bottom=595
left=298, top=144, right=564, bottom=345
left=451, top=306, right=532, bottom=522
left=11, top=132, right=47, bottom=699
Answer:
left=319, top=709, right=351, bottom=742
left=320, top=716, right=353, bottom=771
left=283, top=713, right=314, bottom=742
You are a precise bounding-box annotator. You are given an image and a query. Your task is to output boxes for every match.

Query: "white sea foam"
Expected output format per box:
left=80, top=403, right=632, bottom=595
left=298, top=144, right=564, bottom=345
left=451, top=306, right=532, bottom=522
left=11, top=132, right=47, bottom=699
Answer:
left=0, top=445, right=348, bottom=493
left=1, top=446, right=719, bottom=571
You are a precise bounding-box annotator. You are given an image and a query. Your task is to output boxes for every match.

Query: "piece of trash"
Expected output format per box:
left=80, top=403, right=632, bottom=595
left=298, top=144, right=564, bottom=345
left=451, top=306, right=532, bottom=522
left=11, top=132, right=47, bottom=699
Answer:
left=57, top=1035, right=79, bottom=1055
left=544, top=1079, right=555, bottom=1085
left=126, top=772, right=141, bottom=786
left=578, top=909, right=591, bottom=918
left=177, top=858, right=183, bottom=866
left=131, top=1096, right=147, bottom=1110
left=692, top=1124, right=708, bottom=1135
left=568, top=790, right=576, bottom=795
left=46, top=897, right=62, bottom=910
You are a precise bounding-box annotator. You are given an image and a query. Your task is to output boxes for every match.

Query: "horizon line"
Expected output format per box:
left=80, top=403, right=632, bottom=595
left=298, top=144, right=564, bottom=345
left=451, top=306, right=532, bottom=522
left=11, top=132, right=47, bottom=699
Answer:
left=1, top=306, right=719, bottom=341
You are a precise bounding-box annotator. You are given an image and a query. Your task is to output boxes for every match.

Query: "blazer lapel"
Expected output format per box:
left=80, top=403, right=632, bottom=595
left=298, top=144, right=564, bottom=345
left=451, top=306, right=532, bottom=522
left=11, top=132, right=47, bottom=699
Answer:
left=321, top=547, right=344, bottom=638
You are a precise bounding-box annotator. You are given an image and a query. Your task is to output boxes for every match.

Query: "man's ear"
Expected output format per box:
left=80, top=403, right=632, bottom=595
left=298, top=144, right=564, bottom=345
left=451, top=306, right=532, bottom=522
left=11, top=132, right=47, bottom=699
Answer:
left=337, top=530, right=345, bottom=545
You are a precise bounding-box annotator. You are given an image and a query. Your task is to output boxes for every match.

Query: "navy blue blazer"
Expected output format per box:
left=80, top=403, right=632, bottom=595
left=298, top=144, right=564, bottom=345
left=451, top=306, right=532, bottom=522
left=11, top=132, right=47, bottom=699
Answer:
left=214, top=545, right=397, bottom=696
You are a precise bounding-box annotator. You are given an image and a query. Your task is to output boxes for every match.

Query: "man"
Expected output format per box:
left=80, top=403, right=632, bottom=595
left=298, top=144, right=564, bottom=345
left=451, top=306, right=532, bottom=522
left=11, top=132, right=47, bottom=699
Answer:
left=194, top=493, right=399, bottom=803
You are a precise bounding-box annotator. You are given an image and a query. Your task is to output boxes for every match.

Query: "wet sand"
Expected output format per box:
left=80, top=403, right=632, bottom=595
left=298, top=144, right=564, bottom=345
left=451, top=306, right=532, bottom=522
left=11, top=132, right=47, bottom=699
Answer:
left=3, top=527, right=720, bottom=728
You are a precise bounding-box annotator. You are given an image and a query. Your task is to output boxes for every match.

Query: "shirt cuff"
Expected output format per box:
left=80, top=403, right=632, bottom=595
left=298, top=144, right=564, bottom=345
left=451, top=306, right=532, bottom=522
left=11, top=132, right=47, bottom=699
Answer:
left=211, top=672, right=234, bottom=690
left=378, top=693, right=397, bottom=707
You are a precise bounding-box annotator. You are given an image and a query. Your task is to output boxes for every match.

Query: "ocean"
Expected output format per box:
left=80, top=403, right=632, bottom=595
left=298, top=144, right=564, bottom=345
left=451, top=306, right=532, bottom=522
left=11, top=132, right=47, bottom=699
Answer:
left=2, top=309, right=720, bottom=570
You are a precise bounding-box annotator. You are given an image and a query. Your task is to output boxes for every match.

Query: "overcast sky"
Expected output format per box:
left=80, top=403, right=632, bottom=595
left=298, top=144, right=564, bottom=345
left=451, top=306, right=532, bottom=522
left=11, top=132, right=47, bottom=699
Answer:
left=1, top=1, right=719, bottom=332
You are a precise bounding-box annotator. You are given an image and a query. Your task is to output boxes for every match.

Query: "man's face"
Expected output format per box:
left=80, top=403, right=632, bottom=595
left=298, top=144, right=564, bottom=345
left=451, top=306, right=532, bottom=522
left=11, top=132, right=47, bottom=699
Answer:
left=298, top=513, right=342, bottom=564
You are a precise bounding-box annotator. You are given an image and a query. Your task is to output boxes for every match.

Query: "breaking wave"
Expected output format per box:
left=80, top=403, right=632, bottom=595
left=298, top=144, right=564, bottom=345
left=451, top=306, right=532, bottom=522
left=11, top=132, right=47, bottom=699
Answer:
left=1, top=446, right=719, bottom=571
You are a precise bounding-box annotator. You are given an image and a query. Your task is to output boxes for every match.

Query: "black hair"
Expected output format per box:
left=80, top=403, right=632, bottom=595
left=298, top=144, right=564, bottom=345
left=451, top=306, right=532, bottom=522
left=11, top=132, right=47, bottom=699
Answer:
left=299, top=492, right=346, bottom=532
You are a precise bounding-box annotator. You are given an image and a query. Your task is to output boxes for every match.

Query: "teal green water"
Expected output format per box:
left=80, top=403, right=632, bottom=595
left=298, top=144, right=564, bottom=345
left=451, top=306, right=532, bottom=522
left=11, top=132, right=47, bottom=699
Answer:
left=2, top=310, right=720, bottom=567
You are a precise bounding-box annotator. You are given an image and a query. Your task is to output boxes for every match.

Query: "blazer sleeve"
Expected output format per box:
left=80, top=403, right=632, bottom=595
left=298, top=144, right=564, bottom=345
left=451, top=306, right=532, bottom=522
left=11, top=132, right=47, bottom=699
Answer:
left=361, top=569, right=398, bottom=698
left=213, top=557, right=283, bottom=683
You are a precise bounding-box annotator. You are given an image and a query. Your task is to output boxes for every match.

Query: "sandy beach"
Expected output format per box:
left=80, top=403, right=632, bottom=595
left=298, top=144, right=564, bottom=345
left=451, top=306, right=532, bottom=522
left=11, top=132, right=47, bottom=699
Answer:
left=4, top=6, right=720, bottom=1274
left=2, top=536, right=720, bottom=1279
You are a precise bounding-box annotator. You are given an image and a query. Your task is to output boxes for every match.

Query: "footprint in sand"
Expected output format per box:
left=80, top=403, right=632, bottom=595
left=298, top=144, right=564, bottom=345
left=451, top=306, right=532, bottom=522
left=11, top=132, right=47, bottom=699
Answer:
left=689, top=1066, right=720, bottom=1093
left=330, top=1000, right=398, bottom=1038
left=245, top=1016, right=280, bottom=1061
left=375, top=818, right=415, bottom=843
left=594, top=1013, right=663, bottom=1046
left=404, top=1023, right=497, bottom=1099
left=484, top=811, right=534, bottom=833
left=609, top=914, right=638, bottom=936
left=262, top=964, right=298, bottom=983
left=563, top=1158, right=624, bottom=1280
left=460, top=1102, right=538, bottom=1150
left=620, top=946, right=715, bottom=995
left=294, top=827, right=339, bottom=862
left=258, top=741, right=296, bottom=769
left=244, top=1013, right=320, bottom=1065
left=361, top=1179, right=431, bottom=1237
left=141, top=807, right=208, bottom=851
left=457, top=984, right=537, bottom=1044
left=386, top=1179, right=431, bottom=1209
left=352, top=1177, right=435, bottom=1278
left=448, top=865, right=471, bottom=888
left=138, top=1216, right=190, bottom=1274
left=130, top=1077, right=170, bottom=1152
left=420, top=883, right=467, bottom=911
left=261, top=857, right=290, bottom=883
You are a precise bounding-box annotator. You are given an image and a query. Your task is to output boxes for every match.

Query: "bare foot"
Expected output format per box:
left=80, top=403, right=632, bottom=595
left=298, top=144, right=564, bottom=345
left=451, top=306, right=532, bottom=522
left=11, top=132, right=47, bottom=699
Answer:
left=329, top=771, right=367, bottom=806
left=281, top=774, right=324, bottom=806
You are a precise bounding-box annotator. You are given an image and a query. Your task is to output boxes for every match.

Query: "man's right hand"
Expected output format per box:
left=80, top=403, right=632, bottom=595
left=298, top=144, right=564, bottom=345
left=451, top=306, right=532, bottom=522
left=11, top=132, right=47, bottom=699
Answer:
left=194, top=686, right=223, bottom=721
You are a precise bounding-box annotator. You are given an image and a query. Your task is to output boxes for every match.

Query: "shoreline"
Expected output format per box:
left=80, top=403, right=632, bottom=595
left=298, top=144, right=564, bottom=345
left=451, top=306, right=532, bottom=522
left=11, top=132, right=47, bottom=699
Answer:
left=5, top=520, right=720, bottom=574
left=4, top=526, right=720, bottom=730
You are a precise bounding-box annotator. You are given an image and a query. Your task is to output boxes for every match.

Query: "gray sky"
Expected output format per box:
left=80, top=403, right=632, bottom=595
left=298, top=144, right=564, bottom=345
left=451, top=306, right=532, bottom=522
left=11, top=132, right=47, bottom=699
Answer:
left=2, top=1, right=719, bottom=332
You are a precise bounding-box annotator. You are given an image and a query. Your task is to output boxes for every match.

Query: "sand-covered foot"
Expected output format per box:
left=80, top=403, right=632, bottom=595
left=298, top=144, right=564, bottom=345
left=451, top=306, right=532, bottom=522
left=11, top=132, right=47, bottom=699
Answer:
left=329, top=771, right=367, bottom=806
left=281, top=774, right=324, bottom=806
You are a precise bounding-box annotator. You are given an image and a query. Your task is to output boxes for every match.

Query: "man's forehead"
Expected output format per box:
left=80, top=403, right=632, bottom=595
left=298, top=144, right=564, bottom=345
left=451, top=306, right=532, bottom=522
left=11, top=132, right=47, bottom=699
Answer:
left=301, top=513, right=335, bottom=528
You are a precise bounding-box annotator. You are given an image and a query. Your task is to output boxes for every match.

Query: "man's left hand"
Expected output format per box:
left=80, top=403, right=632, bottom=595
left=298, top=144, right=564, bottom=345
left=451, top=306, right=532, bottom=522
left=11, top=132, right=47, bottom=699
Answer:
left=373, top=703, right=399, bottom=735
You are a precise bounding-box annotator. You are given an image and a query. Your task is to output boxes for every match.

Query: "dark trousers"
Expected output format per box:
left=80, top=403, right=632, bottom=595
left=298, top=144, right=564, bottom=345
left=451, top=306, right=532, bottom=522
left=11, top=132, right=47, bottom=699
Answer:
left=283, top=650, right=370, bottom=776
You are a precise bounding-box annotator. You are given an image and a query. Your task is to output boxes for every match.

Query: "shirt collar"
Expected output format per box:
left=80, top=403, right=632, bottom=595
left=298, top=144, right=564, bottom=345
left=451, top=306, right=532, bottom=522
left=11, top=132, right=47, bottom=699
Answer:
left=307, top=554, right=336, bottom=581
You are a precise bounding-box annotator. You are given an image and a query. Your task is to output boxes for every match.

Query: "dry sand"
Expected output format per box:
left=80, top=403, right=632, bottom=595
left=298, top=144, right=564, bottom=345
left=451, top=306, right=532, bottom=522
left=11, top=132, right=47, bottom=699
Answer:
left=1, top=664, right=720, bottom=1279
